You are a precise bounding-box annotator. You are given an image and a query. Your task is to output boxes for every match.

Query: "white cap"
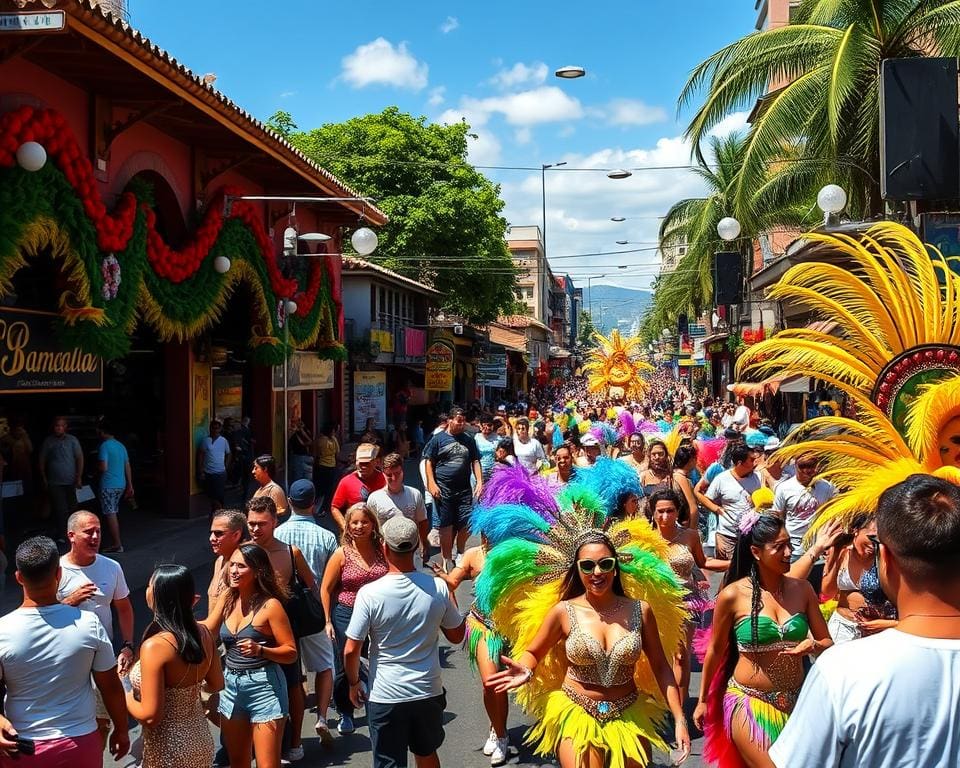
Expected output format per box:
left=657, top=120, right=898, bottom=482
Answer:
left=580, top=433, right=601, bottom=447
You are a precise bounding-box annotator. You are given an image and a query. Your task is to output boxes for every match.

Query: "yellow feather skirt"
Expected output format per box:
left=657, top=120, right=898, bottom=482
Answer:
left=526, top=688, right=668, bottom=768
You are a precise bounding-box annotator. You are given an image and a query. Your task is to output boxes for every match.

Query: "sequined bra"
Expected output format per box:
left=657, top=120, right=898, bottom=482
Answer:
left=564, top=600, right=643, bottom=688
left=735, top=613, right=809, bottom=653
left=666, top=543, right=696, bottom=589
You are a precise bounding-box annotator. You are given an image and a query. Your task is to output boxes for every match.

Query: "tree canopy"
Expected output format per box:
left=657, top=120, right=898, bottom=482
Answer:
left=271, top=108, right=517, bottom=324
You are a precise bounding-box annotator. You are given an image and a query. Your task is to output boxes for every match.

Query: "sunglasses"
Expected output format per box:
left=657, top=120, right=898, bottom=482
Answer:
left=577, top=557, right=617, bottom=574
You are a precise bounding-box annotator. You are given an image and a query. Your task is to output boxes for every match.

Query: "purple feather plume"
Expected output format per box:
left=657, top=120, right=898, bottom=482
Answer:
left=618, top=410, right=637, bottom=440
left=479, top=463, right=559, bottom=523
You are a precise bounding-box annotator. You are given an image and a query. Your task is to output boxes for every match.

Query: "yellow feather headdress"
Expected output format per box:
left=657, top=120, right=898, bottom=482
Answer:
left=584, top=329, right=653, bottom=402
left=734, top=223, right=960, bottom=534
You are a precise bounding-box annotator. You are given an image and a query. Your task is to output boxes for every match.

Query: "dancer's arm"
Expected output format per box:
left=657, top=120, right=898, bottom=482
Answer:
left=485, top=603, right=566, bottom=692
left=788, top=519, right=843, bottom=581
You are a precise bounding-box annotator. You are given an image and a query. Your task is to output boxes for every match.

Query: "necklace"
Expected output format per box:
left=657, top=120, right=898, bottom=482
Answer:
left=583, top=599, right=622, bottom=620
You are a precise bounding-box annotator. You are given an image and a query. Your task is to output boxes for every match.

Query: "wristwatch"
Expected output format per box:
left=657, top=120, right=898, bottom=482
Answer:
left=120, top=641, right=135, bottom=653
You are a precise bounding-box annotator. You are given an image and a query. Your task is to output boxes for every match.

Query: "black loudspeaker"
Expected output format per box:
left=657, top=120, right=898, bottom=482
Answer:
left=713, top=252, right=743, bottom=305
left=880, top=57, right=959, bottom=201
left=678, top=313, right=689, bottom=335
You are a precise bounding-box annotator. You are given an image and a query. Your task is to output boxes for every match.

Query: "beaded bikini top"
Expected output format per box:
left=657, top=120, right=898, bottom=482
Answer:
left=735, top=612, right=809, bottom=653
left=666, top=543, right=696, bottom=588
left=564, top=600, right=643, bottom=688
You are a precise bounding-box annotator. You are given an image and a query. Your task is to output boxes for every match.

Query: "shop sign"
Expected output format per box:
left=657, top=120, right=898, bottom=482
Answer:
left=0, top=307, right=102, bottom=394
left=424, top=339, right=455, bottom=392
left=214, top=375, right=243, bottom=421
left=0, top=11, right=66, bottom=32
left=353, top=370, right=386, bottom=432
left=272, top=353, right=334, bottom=391
left=477, top=353, right=507, bottom=387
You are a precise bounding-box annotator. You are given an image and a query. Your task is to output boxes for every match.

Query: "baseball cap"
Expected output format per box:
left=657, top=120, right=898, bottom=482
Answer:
left=764, top=437, right=781, bottom=451
left=382, top=516, right=419, bottom=553
left=288, top=479, right=316, bottom=507
left=580, top=433, right=601, bottom=448
left=497, top=404, right=507, bottom=413
left=356, top=443, right=379, bottom=462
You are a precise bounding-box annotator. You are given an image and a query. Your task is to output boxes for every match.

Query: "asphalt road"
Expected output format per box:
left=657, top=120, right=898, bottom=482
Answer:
left=106, top=553, right=709, bottom=768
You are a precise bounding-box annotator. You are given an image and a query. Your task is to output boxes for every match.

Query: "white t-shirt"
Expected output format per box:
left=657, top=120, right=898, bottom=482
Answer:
left=513, top=436, right=546, bottom=473
left=772, top=476, right=836, bottom=553
left=770, top=630, right=960, bottom=768
left=705, top=469, right=763, bottom=539
left=57, top=554, right=130, bottom=639
left=731, top=404, right=750, bottom=429
left=366, top=485, right=427, bottom=525
left=0, top=604, right=116, bottom=740
left=346, top=572, right=463, bottom=704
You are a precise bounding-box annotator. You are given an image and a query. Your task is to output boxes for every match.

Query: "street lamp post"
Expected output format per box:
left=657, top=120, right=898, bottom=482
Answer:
left=542, top=161, right=567, bottom=265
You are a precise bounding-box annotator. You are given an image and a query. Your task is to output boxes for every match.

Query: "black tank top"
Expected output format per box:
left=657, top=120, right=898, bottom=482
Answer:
left=219, top=607, right=274, bottom=670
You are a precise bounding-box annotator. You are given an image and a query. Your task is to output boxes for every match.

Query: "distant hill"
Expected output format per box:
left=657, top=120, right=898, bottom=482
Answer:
left=582, top=284, right=653, bottom=335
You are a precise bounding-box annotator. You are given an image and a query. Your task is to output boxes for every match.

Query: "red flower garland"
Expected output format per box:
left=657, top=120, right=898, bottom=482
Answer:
left=0, top=105, right=327, bottom=314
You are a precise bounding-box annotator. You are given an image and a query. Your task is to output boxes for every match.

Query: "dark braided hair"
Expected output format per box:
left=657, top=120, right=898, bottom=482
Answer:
left=722, top=515, right=785, bottom=667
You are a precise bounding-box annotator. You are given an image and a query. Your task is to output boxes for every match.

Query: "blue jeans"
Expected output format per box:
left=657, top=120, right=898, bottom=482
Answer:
left=332, top=602, right=367, bottom=719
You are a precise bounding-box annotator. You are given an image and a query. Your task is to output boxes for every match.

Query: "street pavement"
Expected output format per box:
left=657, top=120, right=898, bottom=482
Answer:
left=102, top=548, right=709, bottom=768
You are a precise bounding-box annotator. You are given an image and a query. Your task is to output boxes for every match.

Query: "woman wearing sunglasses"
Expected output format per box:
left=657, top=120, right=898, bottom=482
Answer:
left=694, top=513, right=832, bottom=767
left=486, top=530, right=690, bottom=767
left=821, top=514, right=898, bottom=643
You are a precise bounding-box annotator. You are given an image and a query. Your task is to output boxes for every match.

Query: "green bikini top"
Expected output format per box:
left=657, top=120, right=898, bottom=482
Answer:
left=734, top=613, right=809, bottom=652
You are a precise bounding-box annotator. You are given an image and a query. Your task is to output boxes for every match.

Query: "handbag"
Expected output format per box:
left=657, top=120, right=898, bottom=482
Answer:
left=286, top=546, right=326, bottom=638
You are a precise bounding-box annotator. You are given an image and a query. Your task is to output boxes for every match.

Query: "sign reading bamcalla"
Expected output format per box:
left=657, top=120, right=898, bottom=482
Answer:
left=424, top=339, right=455, bottom=392
left=0, top=308, right=103, bottom=393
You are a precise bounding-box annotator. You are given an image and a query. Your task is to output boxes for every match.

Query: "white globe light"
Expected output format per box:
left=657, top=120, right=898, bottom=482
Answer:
left=717, top=216, right=742, bottom=242
left=213, top=256, right=231, bottom=274
left=16, top=141, right=47, bottom=172
left=284, top=300, right=298, bottom=315
left=817, top=184, right=847, bottom=214
left=351, top=227, right=379, bottom=256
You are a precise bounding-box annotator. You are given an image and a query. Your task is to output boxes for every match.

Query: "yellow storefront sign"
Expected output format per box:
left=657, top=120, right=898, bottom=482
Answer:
left=425, top=339, right=454, bottom=392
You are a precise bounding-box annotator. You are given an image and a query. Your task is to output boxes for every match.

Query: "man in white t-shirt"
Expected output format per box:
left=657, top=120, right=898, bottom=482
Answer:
left=767, top=474, right=960, bottom=768
left=345, top=516, right=465, bottom=768
left=57, top=510, right=134, bottom=745
left=197, top=419, right=232, bottom=514
left=772, top=450, right=836, bottom=559
left=512, top=417, right=546, bottom=474
left=0, top=536, right=128, bottom=763
left=697, top=444, right=763, bottom=560
left=366, top=453, right=429, bottom=562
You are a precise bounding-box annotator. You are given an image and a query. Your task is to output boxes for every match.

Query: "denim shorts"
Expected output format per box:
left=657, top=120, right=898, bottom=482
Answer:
left=219, top=664, right=288, bottom=723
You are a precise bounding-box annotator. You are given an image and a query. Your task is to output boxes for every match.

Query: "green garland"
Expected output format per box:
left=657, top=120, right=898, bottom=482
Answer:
left=0, top=163, right=345, bottom=362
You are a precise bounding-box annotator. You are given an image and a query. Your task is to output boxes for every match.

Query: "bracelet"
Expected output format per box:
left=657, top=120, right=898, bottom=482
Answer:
left=348, top=679, right=361, bottom=686
left=120, top=642, right=134, bottom=653
left=519, top=664, right=533, bottom=683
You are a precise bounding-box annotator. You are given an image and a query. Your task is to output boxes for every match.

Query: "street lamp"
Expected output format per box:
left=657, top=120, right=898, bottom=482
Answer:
left=607, top=169, right=632, bottom=180
left=717, top=217, right=742, bottom=242
left=817, top=184, right=847, bottom=226
left=555, top=65, right=586, bottom=79
left=542, top=161, right=567, bottom=265
left=610, top=216, right=626, bottom=222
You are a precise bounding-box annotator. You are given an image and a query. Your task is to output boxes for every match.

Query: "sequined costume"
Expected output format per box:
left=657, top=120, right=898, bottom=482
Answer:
left=472, top=459, right=688, bottom=768
left=666, top=542, right=713, bottom=621
left=703, top=613, right=808, bottom=767
left=130, top=660, right=214, bottom=768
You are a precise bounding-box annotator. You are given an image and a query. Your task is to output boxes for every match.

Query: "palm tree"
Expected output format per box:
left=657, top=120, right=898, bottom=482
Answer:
left=679, top=0, right=960, bottom=218
left=646, top=132, right=813, bottom=334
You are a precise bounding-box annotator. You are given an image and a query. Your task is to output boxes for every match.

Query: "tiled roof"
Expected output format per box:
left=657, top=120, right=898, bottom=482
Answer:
left=495, top=314, right=552, bottom=332
left=341, top=257, right=441, bottom=296
left=65, top=0, right=386, bottom=223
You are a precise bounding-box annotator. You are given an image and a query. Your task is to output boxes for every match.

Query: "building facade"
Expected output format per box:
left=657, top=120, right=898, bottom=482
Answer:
left=507, top=225, right=552, bottom=327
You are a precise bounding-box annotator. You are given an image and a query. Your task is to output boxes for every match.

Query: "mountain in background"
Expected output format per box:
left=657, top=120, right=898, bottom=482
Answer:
left=581, top=284, right=653, bottom=335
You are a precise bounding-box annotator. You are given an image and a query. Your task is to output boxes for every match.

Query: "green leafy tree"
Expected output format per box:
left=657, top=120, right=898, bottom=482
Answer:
left=266, top=111, right=297, bottom=140
left=577, top=309, right=598, bottom=348
left=281, top=107, right=517, bottom=324
left=680, top=0, right=960, bottom=218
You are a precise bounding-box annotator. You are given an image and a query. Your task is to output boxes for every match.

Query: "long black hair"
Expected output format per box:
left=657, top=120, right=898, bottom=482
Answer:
left=722, top=514, right=785, bottom=665
left=142, top=564, right=206, bottom=665
left=559, top=533, right=626, bottom=600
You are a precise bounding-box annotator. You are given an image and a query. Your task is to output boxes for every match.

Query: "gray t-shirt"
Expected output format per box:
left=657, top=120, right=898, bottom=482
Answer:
left=705, top=469, right=764, bottom=539
left=0, top=605, right=115, bottom=740
left=772, top=476, right=837, bottom=553
left=346, top=572, right=462, bottom=703
left=366, top=486, right=427, bottom=525
left=57, top=554, right=130, bottom=640
left=39, top=434, right=82, bottom=486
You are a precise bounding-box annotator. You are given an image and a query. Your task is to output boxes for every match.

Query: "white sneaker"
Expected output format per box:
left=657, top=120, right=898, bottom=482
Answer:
left=490, top=737, right=509, bottom=766
left=428, top=528, right=441, bottom=547
left=482, top=728, right=498, bottom=756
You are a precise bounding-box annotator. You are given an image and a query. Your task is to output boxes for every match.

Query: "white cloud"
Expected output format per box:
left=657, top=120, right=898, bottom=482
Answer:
left=462, top=86, right=583, bottom=126
left=708, top=111, right=750, bottom=138
left=489, top=61, right=548, bottom=90
left=279, top=90, right=297, bottom=99
left=427, top=86, right=446, bottom=106
left=467, top=130, right=502, bottom=166
left=514, top=127, right=532, bottom=145
left=340, top=38, right=428, bottom=91
left=497, top=136, right=708, bottom=290
left=440, top=16, right=459, bottom=34
left=605, top=98, right=668, bottom=126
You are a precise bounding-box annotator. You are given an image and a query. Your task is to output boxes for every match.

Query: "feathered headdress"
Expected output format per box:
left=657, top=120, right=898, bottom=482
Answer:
left=735, top=223, right=960, bottom=535
left=583, top=330, right=653, bottom=402
left=472, top=471, right=687, bottom=715
left=568, top=457, right=642, bottom=515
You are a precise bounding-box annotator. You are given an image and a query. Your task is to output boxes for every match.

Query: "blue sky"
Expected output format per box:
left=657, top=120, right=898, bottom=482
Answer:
left=132, top=1, right=758, bottom=290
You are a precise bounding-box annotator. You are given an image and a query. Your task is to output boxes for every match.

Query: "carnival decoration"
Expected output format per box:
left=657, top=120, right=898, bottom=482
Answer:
left=0, top=105, right=345, bottom=363
left=583, top=330, right=653, bottom=401
left=473, top=461, right=687, bottom=768
left=735, top=223, right=960, bottom=532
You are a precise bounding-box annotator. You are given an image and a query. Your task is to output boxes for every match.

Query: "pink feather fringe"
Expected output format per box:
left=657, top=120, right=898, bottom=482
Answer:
left=618, top=410, right=637, bottom=440
left=702, top=648, right=747, bottom=768
left=697, top=437, right=727, bottom=472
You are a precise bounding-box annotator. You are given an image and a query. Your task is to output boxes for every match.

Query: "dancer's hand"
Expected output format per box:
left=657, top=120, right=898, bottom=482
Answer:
left=484, top=656, right=532, bottom=693
left=780, top=638, right=817, bottom=656
left=692, top=701, right=706, bottom=731
left=674, top=717, right=691, bottom=763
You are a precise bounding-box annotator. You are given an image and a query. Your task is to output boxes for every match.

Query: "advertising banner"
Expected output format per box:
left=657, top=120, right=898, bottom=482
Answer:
left=353, top=370, right=387, bottom=432
left=424, top=339, right=455, bottom=392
